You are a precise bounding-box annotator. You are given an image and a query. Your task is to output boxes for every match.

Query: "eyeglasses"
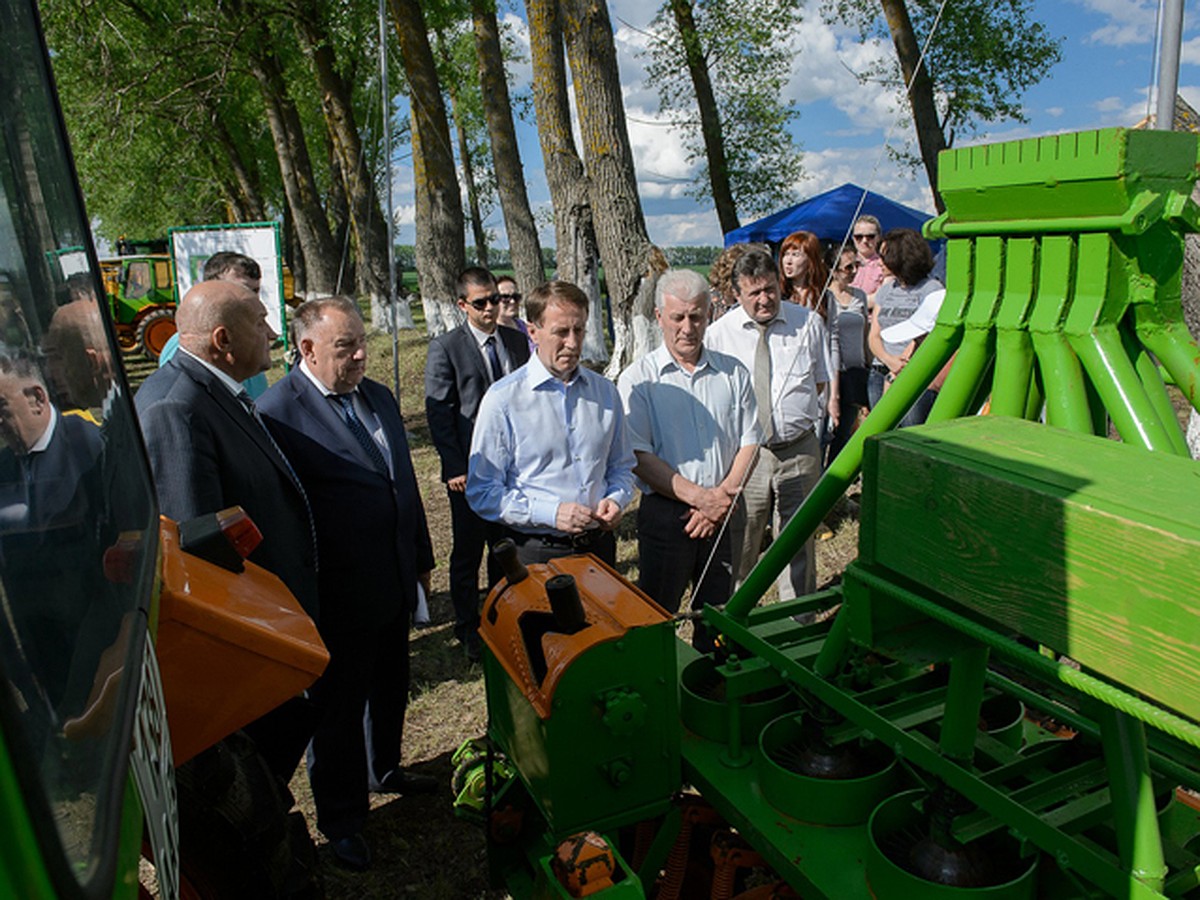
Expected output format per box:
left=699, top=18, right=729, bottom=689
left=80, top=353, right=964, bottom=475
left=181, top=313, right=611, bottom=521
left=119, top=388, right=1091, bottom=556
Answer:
left=466, top=294, right=502, bottom=310
left=853, top=233, right=878, bottom=242
left=498, top=292, right=522, bottom=303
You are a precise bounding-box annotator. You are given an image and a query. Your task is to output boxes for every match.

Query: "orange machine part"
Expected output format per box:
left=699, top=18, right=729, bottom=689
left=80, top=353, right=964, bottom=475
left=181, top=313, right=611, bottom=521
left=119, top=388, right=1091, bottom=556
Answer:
left=154, top=516, right=329, bottom=765
left=480, top=553, right=671, bottom=719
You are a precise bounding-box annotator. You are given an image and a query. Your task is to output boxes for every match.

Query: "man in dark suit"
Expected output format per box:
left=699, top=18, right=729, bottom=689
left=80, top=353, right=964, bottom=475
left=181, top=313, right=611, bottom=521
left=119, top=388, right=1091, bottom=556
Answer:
left=425, top=267, right=530, bottom=661
left=134, top=280, right=318, bottom=779
left=258, top=296, right=436, bottom=871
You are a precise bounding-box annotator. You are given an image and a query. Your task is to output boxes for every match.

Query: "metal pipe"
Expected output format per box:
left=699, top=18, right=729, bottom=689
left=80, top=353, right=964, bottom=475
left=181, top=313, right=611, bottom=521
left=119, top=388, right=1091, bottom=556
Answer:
left=927, top=328, right=993, bottom=422
left=1157, top=0, right=1186, bottom=131
left=1135, top=313, right=1200, bottom=408
left=990, top=330, right=1034, bottom=417
left=1098, top=707, right=1167, bottom=892
left=378, top=0, right=401, bottom=402
left=940, top=646, right=989, bottom=763
left=1126, top=327, right=1189, bottom=455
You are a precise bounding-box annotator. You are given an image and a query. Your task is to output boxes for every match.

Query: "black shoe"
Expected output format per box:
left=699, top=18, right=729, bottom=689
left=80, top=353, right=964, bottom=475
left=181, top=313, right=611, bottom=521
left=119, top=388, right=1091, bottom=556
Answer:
left=374, top=768, right=439, bottom=795
left=330, top=833, right=371, bottom=871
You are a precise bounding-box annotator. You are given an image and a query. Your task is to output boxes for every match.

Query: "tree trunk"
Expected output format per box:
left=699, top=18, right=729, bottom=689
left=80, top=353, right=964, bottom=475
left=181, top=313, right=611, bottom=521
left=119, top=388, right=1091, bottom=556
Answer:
left=299, top=13, right=400, bottom=328
left=389, top=0, right=465, bottom=336
left=207, top=103, right=265, bottom=221
left=525, top=0, right=605, bottom=362
left=879, top=0, right=946, bottom=212
left=560, top=0, right=664, bottom=375
left=668, top=0, right=739, bottom=234
left=473, top=0, right=545, bottom=292
left=244, top=34, right=341, bottom=295
left=327, top=147, right=355, bottom=294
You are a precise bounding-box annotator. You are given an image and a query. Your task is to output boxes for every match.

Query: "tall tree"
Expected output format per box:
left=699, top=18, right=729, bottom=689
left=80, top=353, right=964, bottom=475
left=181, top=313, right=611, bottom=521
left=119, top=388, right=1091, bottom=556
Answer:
left=525, top=0, right=606, bottom=363
left=824, top=0, right=1062, bottom=210
left=293, top=0, right=397, bottom=326
left=389, top=0, right=466, bottom=335
left=472, top=0, right=545, bottom=293
left=560, top=0, right=665, bottom=375
left=646, top=0, right=804, bottom=232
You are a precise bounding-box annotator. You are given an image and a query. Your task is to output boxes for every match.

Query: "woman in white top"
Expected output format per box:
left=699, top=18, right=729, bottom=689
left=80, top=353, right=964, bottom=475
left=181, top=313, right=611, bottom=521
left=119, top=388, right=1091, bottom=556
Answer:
left=779, top=230, right=839, bottom=443
left=824, top=244, right=870, bottom=463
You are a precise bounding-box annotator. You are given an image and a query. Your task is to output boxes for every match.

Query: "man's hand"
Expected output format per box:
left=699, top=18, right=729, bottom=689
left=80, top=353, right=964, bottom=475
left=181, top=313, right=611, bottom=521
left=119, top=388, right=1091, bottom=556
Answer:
left=691, top=484, right=736, bottom=525
left=827, top=394, right=840, bottom=429
left=446, top=475, right=467, bottom=492
left=684, top=507, right=716, bottom=540
left=556, top=502, right=599, bottom=534
left=594, top=498, right=623, bottom=531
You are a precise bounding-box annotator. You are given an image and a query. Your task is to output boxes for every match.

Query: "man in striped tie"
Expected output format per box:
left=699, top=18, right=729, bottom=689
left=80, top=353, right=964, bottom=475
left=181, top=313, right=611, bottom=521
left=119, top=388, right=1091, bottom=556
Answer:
left=258, top=296, right=435, bottom=872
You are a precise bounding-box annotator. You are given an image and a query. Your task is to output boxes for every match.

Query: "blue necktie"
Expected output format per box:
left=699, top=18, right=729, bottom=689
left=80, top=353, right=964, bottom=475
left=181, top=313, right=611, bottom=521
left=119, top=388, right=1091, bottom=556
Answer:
left=485, top=335, right=504, bottom=382
left=333, top=394, right=389, bottom=477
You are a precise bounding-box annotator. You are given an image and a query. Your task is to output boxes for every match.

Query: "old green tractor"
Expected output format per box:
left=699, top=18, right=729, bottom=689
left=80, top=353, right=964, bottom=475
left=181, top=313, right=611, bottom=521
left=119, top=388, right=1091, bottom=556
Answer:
left=472, top=127, right=1200, bottom=899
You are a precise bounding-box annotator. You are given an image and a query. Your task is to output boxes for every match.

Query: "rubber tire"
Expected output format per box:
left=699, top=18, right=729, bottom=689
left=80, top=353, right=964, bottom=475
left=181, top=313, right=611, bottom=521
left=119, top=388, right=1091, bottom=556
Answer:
left=136, top=308, right=175, bottom=361
left=175, top=731, right=322, bottom=899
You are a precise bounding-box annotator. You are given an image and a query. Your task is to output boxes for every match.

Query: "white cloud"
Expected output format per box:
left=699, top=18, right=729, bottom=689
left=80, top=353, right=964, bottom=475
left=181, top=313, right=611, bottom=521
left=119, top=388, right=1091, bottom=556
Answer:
left=1045, top=107, right=1065, bottom=118
left=1069, top=0, right=1157, bottom=47
left=500, top=12, right=534, bottom=92
left=645, top=210, right=724, bottom=247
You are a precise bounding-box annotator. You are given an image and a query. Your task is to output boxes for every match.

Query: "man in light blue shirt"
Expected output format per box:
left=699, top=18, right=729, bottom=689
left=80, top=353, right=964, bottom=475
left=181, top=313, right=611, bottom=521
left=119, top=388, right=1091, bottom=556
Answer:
left=467, top=281, right=635, bottom=566
left=618, top=269, right=761, bottom=648
left=159, top=251, right=270, bottom=399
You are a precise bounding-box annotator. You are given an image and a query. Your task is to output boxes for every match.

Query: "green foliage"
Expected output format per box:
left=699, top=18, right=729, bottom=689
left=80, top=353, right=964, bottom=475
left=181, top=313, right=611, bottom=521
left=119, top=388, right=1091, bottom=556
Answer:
left=643, top=0, right=805, bottom=218
left=823, top=0, right=1062, bottom=149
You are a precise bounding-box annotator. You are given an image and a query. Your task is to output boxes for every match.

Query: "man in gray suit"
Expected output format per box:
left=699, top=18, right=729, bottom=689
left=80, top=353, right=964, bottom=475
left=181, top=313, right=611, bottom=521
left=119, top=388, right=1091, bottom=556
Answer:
left=425, top=267, right=530, bottom=661
left=134, top=280, right=318, bottom=777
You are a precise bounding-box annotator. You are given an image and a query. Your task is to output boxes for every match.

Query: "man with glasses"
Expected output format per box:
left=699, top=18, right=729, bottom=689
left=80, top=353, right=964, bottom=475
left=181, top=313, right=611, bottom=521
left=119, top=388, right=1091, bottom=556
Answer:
left=850, top=215, right=886, bottom=298
left=425, top=267, right=530, bottom=662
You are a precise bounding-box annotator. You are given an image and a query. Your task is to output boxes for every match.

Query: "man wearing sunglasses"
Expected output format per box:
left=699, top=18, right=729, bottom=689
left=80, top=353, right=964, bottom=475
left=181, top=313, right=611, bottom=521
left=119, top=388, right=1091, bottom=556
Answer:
left=850, top=215, right=886, bottom=297
left=425, top=267, right=531, bottom=662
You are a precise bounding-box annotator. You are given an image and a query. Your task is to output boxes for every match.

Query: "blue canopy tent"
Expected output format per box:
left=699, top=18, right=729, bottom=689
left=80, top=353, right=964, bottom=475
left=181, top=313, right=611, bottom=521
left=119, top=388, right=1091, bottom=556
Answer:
left=723, top=182, right=935, bottom=247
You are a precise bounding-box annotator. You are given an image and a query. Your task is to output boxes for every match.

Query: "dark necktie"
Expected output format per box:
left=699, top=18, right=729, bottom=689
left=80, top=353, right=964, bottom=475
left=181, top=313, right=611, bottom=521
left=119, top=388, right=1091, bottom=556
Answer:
left=237, top=390, right=319, bottom=571
left=333, top=393, right=389, bottom=477
left=484, top=335, right=504, bottom=382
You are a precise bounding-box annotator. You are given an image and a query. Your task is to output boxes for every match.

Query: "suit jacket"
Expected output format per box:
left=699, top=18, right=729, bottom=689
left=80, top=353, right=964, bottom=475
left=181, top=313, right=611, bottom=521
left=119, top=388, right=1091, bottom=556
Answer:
left=257, top=370, right=435, bottom=635
left=425, top=323, right=530, bottom=482
left=134, top=354, right=319, bottom=619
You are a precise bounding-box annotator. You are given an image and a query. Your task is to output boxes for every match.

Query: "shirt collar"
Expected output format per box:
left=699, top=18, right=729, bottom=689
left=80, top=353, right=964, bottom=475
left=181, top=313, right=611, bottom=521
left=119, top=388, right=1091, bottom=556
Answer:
left=299, top=359, right=342, bottom=397
left=27, top=404, right=57, bottom=454
left=732, top=304, right=782, bottom=331
left=652, top=342, right=709, bottom=375
left=180, top=348, right=245, bottom=398
left=466, top=320, right=498, bottom=347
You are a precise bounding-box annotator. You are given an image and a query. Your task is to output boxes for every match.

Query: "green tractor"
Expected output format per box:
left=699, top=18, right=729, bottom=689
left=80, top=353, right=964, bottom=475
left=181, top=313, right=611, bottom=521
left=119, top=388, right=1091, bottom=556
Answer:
left=98, top=248, right=177, bottom=362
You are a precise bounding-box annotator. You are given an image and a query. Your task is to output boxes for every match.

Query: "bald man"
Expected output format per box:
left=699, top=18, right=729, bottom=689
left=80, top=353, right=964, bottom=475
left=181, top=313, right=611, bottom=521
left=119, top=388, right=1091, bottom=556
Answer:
left=135, top=280, right=318, bottom=619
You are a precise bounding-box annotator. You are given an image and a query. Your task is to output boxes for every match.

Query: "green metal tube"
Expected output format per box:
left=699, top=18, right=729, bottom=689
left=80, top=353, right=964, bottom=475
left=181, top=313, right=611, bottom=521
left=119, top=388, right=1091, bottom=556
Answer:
left=1125, top=327, right=1189, bottom=456
left=989, top=329, right=1035, bottom=417
left=939, top=645, right=990, bottom=763
left=849, top=566, right=1200, bottom=752
left=811, top=606, right=851, bottom=680
left=1135, top=314, right=1200, bottom=409
left=1024, top=367, right=1045, bottom=421
left=1097, top=707, right=1167, bottom=892
left=927, top=329, right=994, bottom=422
left=1068, top=326, right=1178, bottom=452
left=722, top=324, right=962, bottom=623
left=1031, top=334, right=1095, bottom=433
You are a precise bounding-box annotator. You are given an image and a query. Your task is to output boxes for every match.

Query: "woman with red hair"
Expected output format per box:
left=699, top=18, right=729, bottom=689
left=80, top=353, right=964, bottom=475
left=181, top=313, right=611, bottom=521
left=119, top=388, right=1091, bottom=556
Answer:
left=779, top=230, right=839, bottom=445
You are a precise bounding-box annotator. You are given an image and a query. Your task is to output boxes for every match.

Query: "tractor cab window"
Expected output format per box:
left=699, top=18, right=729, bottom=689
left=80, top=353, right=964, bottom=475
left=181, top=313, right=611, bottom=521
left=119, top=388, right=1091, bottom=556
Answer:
left=0, top=2, right=159, bottom=896
left=124, top=260, right=151, bottom=300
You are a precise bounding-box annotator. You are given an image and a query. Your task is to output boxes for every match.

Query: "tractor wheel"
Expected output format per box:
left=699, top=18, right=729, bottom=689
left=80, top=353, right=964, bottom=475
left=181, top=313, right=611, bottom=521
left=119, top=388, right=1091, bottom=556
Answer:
left=136, top=308, right=176, bottom=361
left=175, top=731, right=322, bottom=899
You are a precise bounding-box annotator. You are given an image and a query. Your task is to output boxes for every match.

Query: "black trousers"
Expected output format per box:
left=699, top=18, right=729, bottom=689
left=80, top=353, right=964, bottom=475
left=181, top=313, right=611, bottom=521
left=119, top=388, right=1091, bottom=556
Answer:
left=508, top=528, right=617, bottom=567
left=636, top=492, right=732, bottom=653
left=305, top=614, right=410, bottom=840
left=447, top=489, right=503, bottom=643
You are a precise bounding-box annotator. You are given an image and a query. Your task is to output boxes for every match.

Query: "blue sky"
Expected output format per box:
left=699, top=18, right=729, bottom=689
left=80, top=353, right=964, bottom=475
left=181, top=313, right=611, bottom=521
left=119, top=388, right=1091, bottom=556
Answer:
left=389, top=0, right=1200, bottom=249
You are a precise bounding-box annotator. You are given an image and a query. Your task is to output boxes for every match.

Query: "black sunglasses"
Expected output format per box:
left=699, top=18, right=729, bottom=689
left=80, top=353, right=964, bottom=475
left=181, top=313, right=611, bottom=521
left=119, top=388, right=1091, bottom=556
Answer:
left=853, top=233, right=878, bottom=241
left=498, top=292, right=522, bottom=303
left=466, top=294, right=502, bottom=310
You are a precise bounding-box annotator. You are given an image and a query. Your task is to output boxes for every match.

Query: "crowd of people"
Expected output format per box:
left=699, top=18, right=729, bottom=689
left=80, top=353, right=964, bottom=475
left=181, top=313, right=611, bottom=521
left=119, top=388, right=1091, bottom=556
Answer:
left=116, top=221, right=946, bottom=872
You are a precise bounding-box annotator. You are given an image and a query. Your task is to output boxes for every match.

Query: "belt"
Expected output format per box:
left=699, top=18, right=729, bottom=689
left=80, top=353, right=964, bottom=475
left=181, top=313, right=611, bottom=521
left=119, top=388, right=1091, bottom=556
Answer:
left=766, top=428, right=813, bottom=452
left=870, top=362, right=889, bottom=373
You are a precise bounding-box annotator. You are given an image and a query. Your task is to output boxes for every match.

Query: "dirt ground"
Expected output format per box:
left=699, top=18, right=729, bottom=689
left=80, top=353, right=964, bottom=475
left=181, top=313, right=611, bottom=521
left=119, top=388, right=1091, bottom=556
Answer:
left=127, top=323, right=862, bottom=899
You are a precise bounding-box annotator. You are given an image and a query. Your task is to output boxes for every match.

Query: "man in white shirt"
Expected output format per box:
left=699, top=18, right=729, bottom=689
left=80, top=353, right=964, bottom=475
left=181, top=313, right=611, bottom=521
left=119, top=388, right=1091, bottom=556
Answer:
left=618, top=269, right=761, bottom=649
left=706, top=246, right=829, bottom=600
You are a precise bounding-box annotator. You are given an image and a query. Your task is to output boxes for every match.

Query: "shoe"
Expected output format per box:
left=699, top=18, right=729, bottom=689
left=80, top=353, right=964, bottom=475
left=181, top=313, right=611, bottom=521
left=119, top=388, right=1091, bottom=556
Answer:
left=330, top=833, right=371, bottom=871
left=375, top=768, right=439, bottom=795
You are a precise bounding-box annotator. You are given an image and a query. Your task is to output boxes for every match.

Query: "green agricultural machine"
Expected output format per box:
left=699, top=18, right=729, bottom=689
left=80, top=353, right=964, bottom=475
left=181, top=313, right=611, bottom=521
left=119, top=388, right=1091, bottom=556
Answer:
left=472, top=127, right=1200, bottom=899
